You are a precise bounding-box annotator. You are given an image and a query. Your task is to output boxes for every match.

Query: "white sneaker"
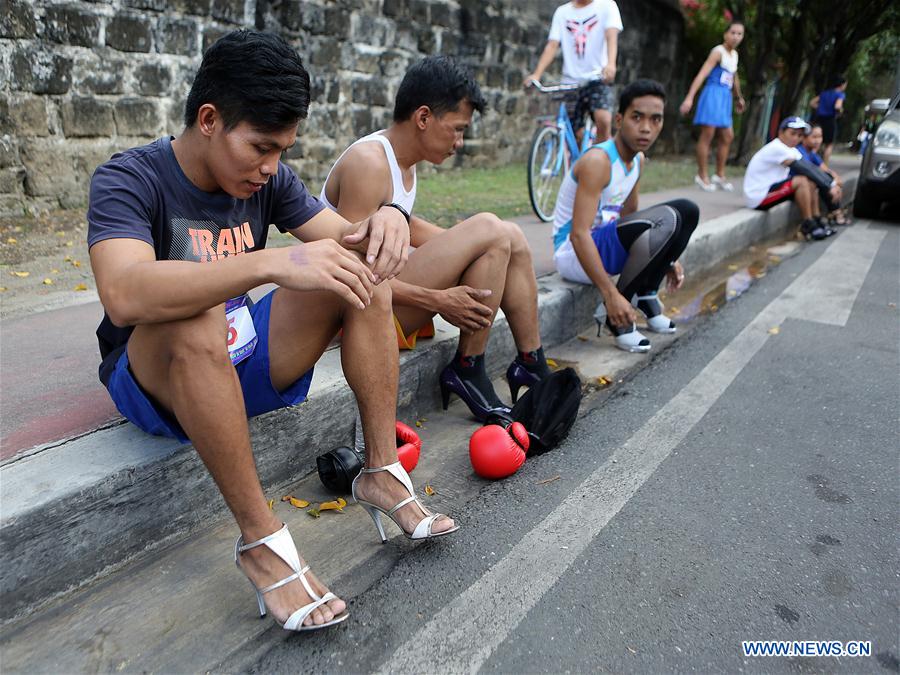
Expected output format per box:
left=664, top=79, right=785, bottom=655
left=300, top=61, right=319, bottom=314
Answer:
left=694, top=175, right=716, bottom=192
left=711, top=175, right=734, bottom=191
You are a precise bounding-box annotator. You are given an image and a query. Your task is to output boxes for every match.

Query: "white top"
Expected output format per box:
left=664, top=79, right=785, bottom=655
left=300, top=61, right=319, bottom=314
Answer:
left=743, top=138, right=802, bottom=208
left=552, top=138, right=641, bottom=251
left=713, top=44, right=739, bottom=73
left=320, top=131, right=417, bottom=214
left=548, top=0, right=624, bottom=83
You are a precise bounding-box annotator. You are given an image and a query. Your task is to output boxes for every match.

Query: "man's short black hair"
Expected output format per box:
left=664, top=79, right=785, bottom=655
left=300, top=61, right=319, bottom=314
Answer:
left=828, top=75, right=848, bottom=89
left=618, top=79, right=667, bottom=114
left=184, top=30, right=311, bottom=131
left=393, top=56, right=487, bottom=121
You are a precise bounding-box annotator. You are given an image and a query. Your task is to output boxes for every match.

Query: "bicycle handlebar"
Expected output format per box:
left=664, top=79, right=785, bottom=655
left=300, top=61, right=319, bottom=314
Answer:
left=527, top=80, right=579, bottom=94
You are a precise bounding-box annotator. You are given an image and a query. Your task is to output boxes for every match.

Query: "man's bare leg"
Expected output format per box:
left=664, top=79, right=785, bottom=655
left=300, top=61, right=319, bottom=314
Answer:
left=592, top=108, right=612, bottom=143
left=127, top=306, right=345, bottom=627
left=497, top=219, right=541, bottom=353
left=270, top=283, right=455, bottom=535
left=791, top=175, right=815, bottom=220
left=391, top=213, right=513, bottom=356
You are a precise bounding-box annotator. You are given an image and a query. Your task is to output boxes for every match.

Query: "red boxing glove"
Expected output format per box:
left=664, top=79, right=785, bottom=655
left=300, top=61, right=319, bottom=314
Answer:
left=396, top=420, right=421, bottom=473
left=469, top=422, right=530, bottom=480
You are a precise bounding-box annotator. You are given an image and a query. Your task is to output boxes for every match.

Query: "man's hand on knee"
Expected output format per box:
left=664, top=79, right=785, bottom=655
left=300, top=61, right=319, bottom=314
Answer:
left=271, top=240, right=375, bottom=310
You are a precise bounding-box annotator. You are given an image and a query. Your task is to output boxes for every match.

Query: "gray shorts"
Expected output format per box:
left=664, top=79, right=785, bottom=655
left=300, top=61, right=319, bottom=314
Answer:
left=565, top=80, right=615, bottom=131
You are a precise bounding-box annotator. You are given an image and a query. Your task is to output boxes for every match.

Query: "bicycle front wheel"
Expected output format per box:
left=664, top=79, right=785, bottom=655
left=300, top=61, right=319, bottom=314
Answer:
left=527, top=125, right=567, bottom=223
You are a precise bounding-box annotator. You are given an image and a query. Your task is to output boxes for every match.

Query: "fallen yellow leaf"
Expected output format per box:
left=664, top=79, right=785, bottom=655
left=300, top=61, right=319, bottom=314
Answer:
left=42, top=278, right=53, bottom=285
left=65, top=241, right=74, bottom=247
left=546, top=358, right=558, bottom=368
left=289, top=497, right=310, bottom=508
left=73, top=283, right=88, bottom=291
left=11, top=271, right=29, bottom=278
left=577, top=335, right=588, bottom=341
left=318, top=497, right=346, bottom=512
left=596, top=375, right=612, bottom=386
left=306, top=508, right=321, bottom=519
left=55, top=231, right=66, bottom=237
left=768, top=326, right=780, bottom=335
left=51, top=268, right=59, bottom=274
left=6, top=237, right=17, bottom=244
left=0, top=287, right=7, bottom=292
left=415, top=420, right=423, bottom=428
left=63, top=255, right=72, bottom=262
left=72, top=260, right=81, bottom=268
left=424, top=484, right=435, bottom=496
left=267, top=499, right=275, bottom=510
left=727, top=264, right=739, bottom=271
left=281, top=495, right=292, bottom=502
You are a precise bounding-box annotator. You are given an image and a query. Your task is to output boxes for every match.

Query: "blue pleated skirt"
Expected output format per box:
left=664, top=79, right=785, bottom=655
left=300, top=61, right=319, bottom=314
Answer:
left=693, top=83, right=733, bottom=128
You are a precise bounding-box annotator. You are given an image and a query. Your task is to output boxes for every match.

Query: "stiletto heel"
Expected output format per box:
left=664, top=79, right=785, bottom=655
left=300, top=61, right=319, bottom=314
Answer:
left=438, top=364, right=510, bottom=422
left=440, top=381, right=451, bottom=410
left=359, top=503, right=387, bottom=543
left=505, top=360, right=543, bottom=404
left=352, top=461, right=459, bottom=542
left=234, top=523, right=349, bottom=631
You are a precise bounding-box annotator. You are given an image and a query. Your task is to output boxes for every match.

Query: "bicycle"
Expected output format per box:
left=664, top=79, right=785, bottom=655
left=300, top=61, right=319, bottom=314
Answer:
left=526, top=79, right=597, bottom=222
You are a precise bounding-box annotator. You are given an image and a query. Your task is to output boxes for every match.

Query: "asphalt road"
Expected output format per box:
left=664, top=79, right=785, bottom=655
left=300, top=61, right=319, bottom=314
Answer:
left=243, top=218, right=898, bottom=674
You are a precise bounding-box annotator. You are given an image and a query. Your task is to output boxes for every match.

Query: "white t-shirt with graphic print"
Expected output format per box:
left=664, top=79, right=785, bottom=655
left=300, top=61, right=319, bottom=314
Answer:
left=548, top=0, right=624, bottom=84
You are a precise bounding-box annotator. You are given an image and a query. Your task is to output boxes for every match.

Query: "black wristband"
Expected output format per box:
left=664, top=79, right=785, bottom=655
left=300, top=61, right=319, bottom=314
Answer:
left=382, top=202, right=411, bottom=224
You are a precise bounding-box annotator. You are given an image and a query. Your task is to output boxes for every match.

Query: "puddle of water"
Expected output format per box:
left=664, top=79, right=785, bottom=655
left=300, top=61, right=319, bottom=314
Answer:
left=666, top=255, right=779, bottom=324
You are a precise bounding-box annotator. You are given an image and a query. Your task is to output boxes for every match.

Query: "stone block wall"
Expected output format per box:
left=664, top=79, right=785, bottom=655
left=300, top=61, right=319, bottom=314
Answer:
left=0, top=0, right=686, bottom=216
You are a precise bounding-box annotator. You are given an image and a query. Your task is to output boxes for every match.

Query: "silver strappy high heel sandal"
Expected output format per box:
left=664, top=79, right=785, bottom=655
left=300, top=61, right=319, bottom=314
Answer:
left=234, top=523, right=349, bottom=631
left=351, top=461, right=459, bottom=543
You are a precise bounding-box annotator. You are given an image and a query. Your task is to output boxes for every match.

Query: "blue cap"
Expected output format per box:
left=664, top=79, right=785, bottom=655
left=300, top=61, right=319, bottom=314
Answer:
left=779, top=116, right=812, bottom=133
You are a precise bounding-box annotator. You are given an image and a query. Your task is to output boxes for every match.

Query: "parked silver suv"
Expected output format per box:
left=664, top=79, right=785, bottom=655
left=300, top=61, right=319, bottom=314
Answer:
left=854, top=92, right=900, bottom=219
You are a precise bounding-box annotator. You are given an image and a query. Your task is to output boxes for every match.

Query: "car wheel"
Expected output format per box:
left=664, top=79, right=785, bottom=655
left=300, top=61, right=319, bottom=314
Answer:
left=853, top=183, right=881, bottom=219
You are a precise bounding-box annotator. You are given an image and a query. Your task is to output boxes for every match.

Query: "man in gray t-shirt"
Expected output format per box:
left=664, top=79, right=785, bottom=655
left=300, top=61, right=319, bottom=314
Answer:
left=87, top=30, right=457, bottom=634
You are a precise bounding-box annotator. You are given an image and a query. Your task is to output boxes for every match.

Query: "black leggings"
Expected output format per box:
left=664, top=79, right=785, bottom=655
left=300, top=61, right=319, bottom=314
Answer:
left=614, top=199, right=700, bottom=301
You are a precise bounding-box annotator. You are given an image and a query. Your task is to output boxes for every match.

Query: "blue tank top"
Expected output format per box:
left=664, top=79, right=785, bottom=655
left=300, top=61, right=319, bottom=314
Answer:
left=552, top=139, right=641, bottom=251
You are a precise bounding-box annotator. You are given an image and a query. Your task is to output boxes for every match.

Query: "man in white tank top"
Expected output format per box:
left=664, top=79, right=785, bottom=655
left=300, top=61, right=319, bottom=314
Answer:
left=322, top=56, right=551, bottom=422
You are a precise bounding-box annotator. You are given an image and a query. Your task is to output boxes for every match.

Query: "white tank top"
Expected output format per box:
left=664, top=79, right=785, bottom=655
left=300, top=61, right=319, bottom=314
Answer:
left=714, top=44, right=739, bottom=74
left=320, top=131, right=417, bottom=214
left=552, top=139, right=641, bottom=250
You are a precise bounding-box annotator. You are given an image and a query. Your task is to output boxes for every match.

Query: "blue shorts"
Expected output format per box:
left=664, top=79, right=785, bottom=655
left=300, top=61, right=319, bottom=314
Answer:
left=105, top=290, right=314, bottom=443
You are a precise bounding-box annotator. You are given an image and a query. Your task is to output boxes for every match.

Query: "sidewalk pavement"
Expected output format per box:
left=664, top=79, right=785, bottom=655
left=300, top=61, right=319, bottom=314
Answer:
left=0, top=157, right=859, bottom=626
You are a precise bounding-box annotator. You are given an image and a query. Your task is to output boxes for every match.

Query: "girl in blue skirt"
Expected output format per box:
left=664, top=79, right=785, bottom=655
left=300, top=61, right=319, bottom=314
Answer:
left=679, top=20, right=746, bottom=192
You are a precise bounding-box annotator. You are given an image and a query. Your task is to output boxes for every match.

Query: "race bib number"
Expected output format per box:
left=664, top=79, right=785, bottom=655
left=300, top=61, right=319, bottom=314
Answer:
left=719, top=70, right=734, bottom=89
left=225, top=295, right=257, bottom=366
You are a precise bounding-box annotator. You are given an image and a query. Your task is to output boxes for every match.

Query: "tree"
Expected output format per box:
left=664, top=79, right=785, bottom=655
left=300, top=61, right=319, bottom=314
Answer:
left=679, top=0, right=899, bottom=160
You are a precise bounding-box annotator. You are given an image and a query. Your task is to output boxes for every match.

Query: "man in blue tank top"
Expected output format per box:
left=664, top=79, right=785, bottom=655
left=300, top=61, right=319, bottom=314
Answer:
left=322, top=56, right=551, bottom=422
left=86, top=31, right=456, bottom=634
left=552, top=79, right=700, bottom=353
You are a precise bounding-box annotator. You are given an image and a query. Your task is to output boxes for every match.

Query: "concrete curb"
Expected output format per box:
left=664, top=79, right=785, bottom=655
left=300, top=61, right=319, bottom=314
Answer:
left=0, top=174, right=857, bottom=622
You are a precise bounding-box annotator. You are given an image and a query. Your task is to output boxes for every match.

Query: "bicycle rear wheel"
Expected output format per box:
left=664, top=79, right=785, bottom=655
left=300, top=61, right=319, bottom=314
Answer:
left=527, top=125, right=568, bottom=222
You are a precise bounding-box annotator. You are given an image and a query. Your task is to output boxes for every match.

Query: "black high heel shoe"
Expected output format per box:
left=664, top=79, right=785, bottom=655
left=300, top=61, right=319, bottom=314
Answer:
left=439, top=365, right=511, bottom=423
left=505, top=360, right=543, bottom=404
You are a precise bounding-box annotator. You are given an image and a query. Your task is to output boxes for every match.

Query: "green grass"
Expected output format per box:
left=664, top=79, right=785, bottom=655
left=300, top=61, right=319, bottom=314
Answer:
left=414, top=155, right=745, bottom=227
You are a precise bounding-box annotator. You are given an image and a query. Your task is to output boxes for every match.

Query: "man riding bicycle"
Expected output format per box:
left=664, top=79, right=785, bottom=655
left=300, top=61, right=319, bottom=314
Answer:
left=524, top=0, right=623, bottom=143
